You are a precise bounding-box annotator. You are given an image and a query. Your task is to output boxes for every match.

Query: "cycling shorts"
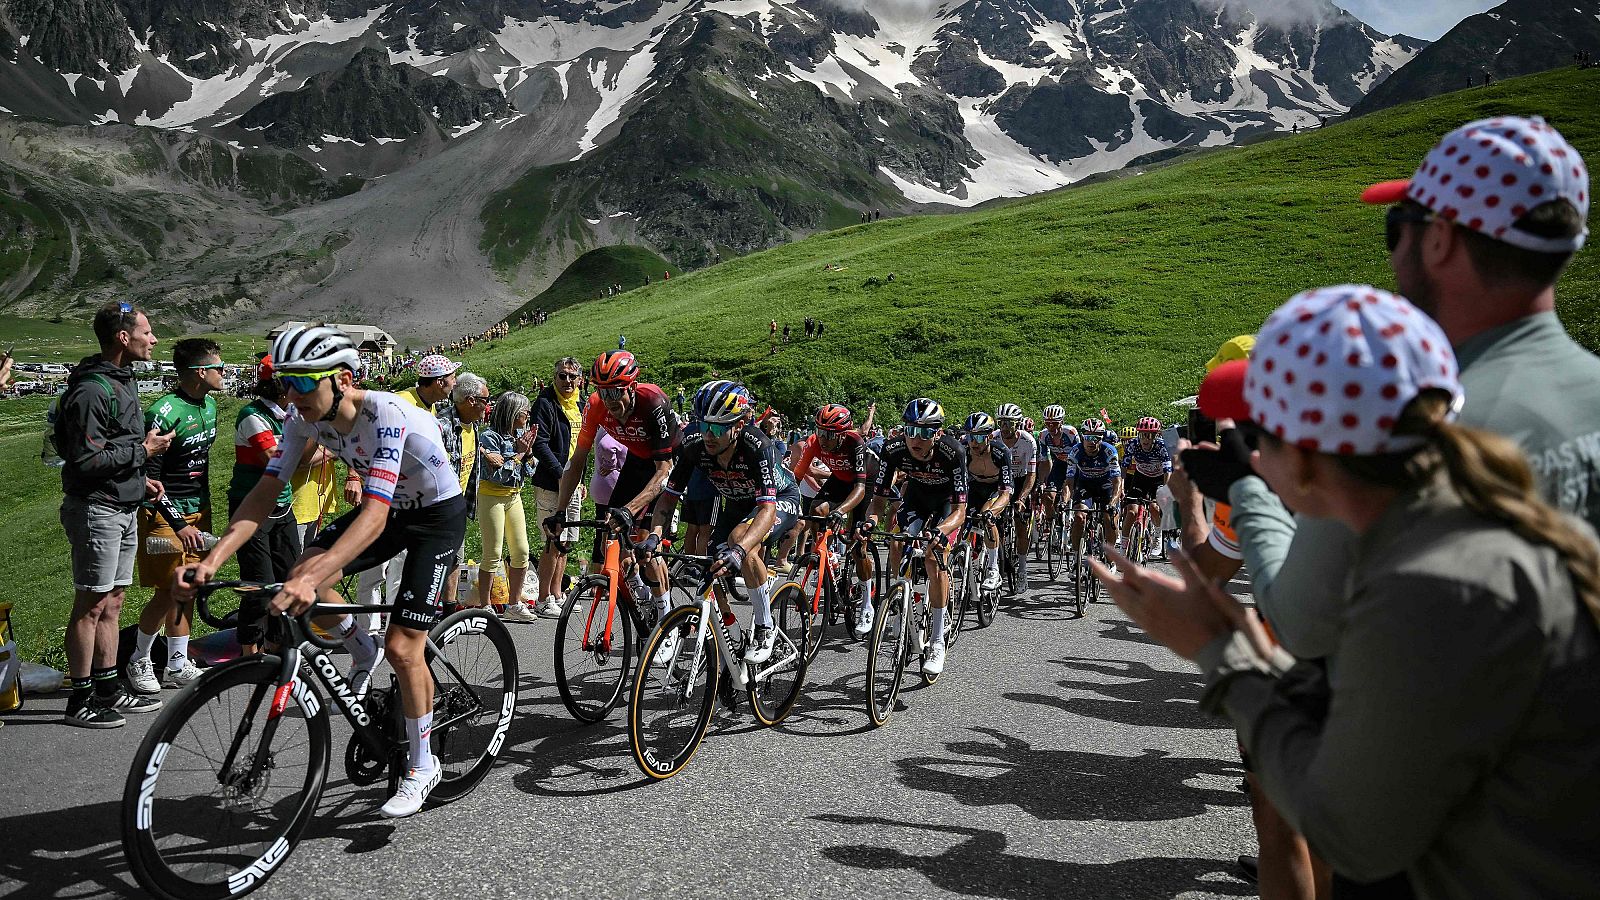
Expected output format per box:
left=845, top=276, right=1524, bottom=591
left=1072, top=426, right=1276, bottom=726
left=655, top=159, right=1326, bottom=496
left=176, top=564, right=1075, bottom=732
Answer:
left=713, top=492, right=801, bottom=553
left=813, top=476, right=868, bottom=529
left=1044, top=461, right=1070, bottom=490
left=1071, top=479, right=1115, bottom=511
left=609, top=453, right=661, bottom=514
left=681, top=491, right=716, bottom=527
left=968, top=480, right=1007, bottom=515
left=310, top=494, right=468, bottom=631
left=895, top=500, right=958, bottom=554
left=1124, top=472, right=1163, bottom=503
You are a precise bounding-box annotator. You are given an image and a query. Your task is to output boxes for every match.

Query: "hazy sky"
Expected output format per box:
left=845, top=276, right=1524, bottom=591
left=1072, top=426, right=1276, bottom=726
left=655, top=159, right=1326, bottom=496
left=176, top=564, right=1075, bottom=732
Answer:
left=1338, top=0, right=1502, bottom=39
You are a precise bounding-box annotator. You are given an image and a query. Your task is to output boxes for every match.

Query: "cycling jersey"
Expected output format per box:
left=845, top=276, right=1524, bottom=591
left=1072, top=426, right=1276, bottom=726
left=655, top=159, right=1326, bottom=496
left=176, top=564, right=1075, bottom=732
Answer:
left=230, top=397, right=293, bottom=507
left=999, top=430, right=1042, bottom=481
left=1065, top=442, right=1121, bottom=481
left=790, top=431, right=868, bottom=484
left=963, top=439, right=1013, bottom=486
left=577, top=383, right=679, bottom=461
left=144, top=389, right=218, bottom=515
left=267, top=391, right=462, bottom=510
left=875, top=432, right=968, bottom=508
left=665, top=423, right=798, bottom=504
left=1124, top=437, right=1173, bottom=477
left=1038, top=427, right=1078, bottom=461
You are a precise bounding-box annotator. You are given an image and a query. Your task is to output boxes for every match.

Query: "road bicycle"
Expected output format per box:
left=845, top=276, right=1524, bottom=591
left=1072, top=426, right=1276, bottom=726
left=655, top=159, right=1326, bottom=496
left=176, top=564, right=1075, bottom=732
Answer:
left=628, top=545, right=810, bottom=778
left=996, top=503, right=1020, bottom=600
left=948, top=512, right=1003, bottom=636
left=1121, top=497, right=1161, bottom=567
left=863, top=529, right=947, bottom=727
left=1044, top=492, right=1072, bottom=581
left=122, top=581, right=516, bottom=900
left=1070, top=498, right=1111, bottom=616
left=792, top=513, right=881, bottom=660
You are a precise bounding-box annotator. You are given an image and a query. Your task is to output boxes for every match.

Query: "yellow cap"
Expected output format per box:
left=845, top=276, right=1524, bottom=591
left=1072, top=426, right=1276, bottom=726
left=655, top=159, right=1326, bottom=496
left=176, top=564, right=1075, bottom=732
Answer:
left=1205, top=335, right=1255, bottom=373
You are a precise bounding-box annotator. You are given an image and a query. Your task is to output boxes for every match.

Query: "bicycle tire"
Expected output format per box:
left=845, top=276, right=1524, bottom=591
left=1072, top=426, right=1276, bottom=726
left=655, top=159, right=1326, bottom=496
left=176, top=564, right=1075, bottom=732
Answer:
left=1044, top=513, right=1060, bottom=580
left=801, top=567, right=826, bottom=665
left=427, top=608, right=519, bottom=802
left=629, top=605, right=718, bottom=779
left=865, top=584, right=908, bottom=727
left=750, top=582, right=810, bottom=725
left=1073, top=546, right=1087, bottom=618
left=122, top=657, right=330, bottom=900
left=554, top=576, right=636, bottom=723
left=947, top=543, right=970, bottom=647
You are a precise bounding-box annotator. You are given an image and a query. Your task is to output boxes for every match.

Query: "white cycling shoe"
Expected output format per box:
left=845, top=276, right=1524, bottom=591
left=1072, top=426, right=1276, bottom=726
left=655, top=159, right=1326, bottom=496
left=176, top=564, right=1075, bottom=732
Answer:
left=380, top=755, right=441, bottom=818
left=653, top=627, right=681, bottom=666
left=923, top=643, right=947, bottom=676
left=744, top=624, right=776, bottom=665
left=981, top=566, right=1002, bottom=591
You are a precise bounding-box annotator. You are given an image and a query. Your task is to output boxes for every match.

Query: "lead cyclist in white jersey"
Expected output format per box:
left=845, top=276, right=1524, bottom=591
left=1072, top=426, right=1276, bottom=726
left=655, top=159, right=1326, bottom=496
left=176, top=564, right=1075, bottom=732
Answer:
left=176, top=325, right=466, bottom=819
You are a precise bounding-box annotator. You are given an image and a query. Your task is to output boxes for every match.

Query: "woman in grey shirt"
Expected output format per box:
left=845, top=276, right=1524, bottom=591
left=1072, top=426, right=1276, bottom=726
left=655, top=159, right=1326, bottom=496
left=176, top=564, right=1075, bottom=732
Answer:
left=1096, top=285, right=1600, bottom=900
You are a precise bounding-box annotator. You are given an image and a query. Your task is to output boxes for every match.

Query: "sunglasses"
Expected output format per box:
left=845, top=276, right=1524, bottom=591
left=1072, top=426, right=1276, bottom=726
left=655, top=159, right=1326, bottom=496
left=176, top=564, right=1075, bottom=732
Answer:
left=188, top=363, right=227, bottom=372
left=599, top=387, right=629, bottom=401
left=556, top=371, right=581, bottom=381
left=118, top=302, right=133, bottom=313
left=1385, top=205, right=1435, bottom=253
left=905, top=425, right=939, bottom=439
left=969, top=431, right=992, bottom=443
left=465, top=394, right=491, bottom=405
left=277, top=370, right=343, bottom=394
left=704, top=420, right=738, bottom=438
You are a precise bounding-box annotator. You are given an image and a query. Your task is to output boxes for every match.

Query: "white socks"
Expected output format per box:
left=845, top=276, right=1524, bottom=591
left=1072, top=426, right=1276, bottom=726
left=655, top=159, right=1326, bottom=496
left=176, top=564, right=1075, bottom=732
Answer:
left=337, top=616, right=379, bottom=668
left=654, top=592, right=671, bottom=617
left=166, top=634, right=189, bottom=669
left=135, top=628, right=159, bottom=660
left=930, top=606, right=947, bottom=643
left=985, top=548, right=999, bottom=567
left=750, top=582, right=772, bottom=627
left=406, top=712, right=434, bottom=771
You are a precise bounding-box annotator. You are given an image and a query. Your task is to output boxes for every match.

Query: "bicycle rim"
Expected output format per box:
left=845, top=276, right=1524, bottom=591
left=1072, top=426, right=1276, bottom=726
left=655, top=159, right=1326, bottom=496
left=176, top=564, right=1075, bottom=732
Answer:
left=865, top=587, right=908, bottom=727
left=428, top=609, right=519, bottom=802
left=750, top=583, right=810, bottom=725
left=629, top=605, right=717, bottom=779
left=553, top=579, right=633, bottom=723
left=122, top=658, right=329, bottom=900
left=803, top=571, right=826, bottom=665
left=947, top=549, right=969, bottom=647
left=1073, top=551, right=1087, bottom=617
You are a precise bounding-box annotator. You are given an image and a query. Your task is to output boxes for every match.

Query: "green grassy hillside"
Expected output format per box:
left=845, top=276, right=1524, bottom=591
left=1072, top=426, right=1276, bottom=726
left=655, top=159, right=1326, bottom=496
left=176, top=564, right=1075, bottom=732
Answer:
left=510, top=245, right=674, bottom=318
left=460, top=67, right=1600, bottom=422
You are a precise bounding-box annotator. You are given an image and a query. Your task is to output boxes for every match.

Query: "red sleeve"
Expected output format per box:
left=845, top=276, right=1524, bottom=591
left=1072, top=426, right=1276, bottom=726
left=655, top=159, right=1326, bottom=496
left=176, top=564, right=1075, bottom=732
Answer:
left=576, top=393, right=604, bottom=452
left=790, top=435, right=816, bottom=481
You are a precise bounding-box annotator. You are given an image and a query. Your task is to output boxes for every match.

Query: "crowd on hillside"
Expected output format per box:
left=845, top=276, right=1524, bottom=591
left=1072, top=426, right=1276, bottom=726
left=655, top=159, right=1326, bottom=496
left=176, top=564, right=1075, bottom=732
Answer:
left=19, top=113, right=1600, bottom=899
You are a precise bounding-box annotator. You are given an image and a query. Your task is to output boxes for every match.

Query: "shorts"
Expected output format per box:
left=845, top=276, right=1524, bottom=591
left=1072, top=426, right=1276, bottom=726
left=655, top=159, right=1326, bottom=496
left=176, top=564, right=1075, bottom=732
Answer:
left=61, top=496, right=138, bottom=593
left=681, top=491, right=716, bottom=527
left=1071, top=479, right=1115, bottom=510
left=712, top=493, right=801, bottom=552
left=813, top=476, right=868, bottom=529
left=895, top=495, right=955, bottom=541
left=137, top=507, right=214, bottom=588
left=1044, top=460, right=1071, bottom=490
left=1124, top=472, right=1163, bottom=503
left=535, top=486, right=583, bottom=545
left=609, top=453, right=662, bottom=514
left=310, top=494, right=468, bottom=631
left=968, top=480, right=1007, bottom=514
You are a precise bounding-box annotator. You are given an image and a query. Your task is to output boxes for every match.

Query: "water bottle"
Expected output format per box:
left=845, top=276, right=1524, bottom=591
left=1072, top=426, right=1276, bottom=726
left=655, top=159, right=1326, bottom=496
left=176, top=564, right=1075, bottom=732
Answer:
left=144, top=531, right=220, bottom=555
left=722, top=611, right=743, bottom=650
left=459, top=560, right=479, bottom=605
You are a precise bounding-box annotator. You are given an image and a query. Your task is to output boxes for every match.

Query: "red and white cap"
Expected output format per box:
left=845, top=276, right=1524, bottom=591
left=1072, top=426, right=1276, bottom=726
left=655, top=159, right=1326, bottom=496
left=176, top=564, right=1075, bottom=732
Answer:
left=1236, top=285, right=1462, bottom=455
left=1361, top=115, right=1589, bottom=253
left=417, top=354, right=461, bottom=379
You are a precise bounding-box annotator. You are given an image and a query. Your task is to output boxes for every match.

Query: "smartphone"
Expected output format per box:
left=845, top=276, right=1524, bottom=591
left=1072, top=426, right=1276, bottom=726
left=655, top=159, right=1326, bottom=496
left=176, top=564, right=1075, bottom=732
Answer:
left=1187, top=408, right=1217, bottom=446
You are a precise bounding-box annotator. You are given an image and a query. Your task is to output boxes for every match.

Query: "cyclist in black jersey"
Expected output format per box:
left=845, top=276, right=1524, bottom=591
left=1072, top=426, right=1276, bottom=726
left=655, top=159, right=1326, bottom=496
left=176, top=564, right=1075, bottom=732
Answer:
left=961, top=412, right=1014, bottom=591
left=862, top=398, right=966, bottom=677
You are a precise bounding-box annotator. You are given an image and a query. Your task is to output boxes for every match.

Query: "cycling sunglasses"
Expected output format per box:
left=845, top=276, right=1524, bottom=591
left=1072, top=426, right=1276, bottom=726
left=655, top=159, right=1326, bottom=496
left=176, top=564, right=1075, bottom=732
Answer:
left=1385, top=205, right=1435, bottom=253
left=277, top=369, right=343, bottom=394
left=968, top=431, right=993, bottom=443
left=905, top=425, right=939, bottom=439
left=598, top=386, right=630, bottom=401
left=704, top=420, right=738, bottom=438
left=188, top=363, right=227, bottom=372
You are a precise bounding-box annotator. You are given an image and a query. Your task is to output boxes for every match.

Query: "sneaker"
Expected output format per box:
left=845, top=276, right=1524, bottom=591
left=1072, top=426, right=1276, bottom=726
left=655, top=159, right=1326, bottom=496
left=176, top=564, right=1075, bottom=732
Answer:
left=97, top=688, right=162, bottom=714
left=923, top=642, right=946, bottom=676
left=125, top=655, right=161, bottom=695
left=534, top=597, right=565, bottom=618
left=743, top=624, right=776, bottom=665
left=981, top=565, right=1001, bottom=591
left=653, top=627, right=681, bottom=666
left=349, top=657, right=377, bottom=701
left=163, top=658, right=208, bottom=688
left=501, top=601, right=539, bottom=623
left=380, top=755, right=442, bottom=818
left=63, top=703, right=125, bottom=729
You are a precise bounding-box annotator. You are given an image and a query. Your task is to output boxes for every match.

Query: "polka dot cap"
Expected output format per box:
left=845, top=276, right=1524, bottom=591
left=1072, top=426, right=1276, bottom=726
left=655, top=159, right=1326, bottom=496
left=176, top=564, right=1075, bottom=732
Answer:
left=1244, top=285, right=1462, bottom=456
left=1375, top=116, right=1589, bottom=253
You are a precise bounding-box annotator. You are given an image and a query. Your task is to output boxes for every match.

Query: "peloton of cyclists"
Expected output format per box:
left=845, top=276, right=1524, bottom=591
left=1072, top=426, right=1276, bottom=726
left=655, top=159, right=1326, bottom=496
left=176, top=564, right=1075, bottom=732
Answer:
left=958, top=412, right=1013, bottom=591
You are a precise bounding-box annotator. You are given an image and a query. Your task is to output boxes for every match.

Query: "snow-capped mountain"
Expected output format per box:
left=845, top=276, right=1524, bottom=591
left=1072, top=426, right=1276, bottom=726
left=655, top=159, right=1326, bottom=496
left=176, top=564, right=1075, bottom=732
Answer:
left=0, top=0, right=1423, bottom=334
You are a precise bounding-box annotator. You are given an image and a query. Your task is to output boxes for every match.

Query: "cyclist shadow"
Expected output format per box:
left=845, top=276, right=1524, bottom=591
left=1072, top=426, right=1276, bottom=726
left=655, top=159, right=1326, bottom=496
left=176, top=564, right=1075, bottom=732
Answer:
left=1000, top=590, right=1083, bottom=621
left=894, top=726, right=1245, bottom=822
left=0, top=799, right=142, bottom=898
left=813, top=814, right=1252, bottom=899
left=500, top=680, right=657, bottom=798
left=1003, top=657, right=1228, bottom=731
left=775, top=665, right=876, bottom=738
left=1099, top=617, right=1164, bottom=647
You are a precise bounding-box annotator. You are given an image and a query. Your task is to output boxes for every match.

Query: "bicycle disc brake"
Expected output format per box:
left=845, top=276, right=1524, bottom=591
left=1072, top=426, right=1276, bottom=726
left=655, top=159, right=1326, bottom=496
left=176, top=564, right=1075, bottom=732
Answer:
left=344, top=684, right=396, bottom=785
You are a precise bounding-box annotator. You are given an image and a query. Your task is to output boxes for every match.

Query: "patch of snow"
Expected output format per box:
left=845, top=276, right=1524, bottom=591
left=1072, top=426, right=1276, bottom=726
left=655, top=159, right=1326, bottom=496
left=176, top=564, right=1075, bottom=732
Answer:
left=551, top=61, right=574, bottom=100
left=449, top=120, right=485, bottom=137
left=585, top=218, right=602, bottom=224
left=608, top=211, right=631, bottom=218
left=977, top=46, right=1049, bottom=89
left=186, top=51, right=209, bottom=61
left=373, top=136, right=406, bottom=144
left=494, top=1, right=692, bottom=67
left=321, top=134, right=360, bottom=143
left=786, top=55, right=859, bottom=99
left=451, top=22, right=467, bottom=33
left=574, top=44, right=660, bottom=158
left=880, top=165, right=962, bottom=205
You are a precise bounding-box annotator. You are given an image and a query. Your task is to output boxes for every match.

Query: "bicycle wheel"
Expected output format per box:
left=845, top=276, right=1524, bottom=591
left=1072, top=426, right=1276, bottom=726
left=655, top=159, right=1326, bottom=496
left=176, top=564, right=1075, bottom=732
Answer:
left=428, top=608, right=519, bottom=802
left=946, top=545, right=970, bottom=647
left=750, top=582, right=810, bottom=725
left=629, top=605, right=718, bottom=779
left=1072, top=541, right=1087, bottom=618
left=123, top=658, right=330, bottom=900
left=801, top=566, right=825, bottom=665
left=1044, top=513, right=1060, bottom=580
left=554, top=577, right=635, bottom=723
left=864, top=585, right=908, bottom=727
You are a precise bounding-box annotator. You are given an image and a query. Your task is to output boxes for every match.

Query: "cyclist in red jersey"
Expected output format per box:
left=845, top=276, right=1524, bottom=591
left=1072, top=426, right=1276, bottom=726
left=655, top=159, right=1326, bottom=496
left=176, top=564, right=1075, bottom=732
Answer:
left=543, top=350, right=680, bottom=622
left=791, top=404, right=879, bottom=632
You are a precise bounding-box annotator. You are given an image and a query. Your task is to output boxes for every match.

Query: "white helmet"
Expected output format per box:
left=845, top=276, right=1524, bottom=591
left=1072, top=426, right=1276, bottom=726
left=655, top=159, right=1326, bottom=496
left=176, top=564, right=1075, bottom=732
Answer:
left=995, top=403, right=1023, bottom=421
left=1042, top=404, right=1065, bottom=422
left=270, top=324, right=360, bottom=374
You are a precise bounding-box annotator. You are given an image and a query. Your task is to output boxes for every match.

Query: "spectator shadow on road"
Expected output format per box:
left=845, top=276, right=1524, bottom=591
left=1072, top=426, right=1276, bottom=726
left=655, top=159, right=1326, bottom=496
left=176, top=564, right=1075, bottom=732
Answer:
left=894, top=726, right=1245, bottom=823
left=499, top=670, right=656, bottom=797
left=1098, top=617, right=1164, bottom=647
left=1002, top=657, right=1229, bottom=731
left=814, top=815, right=1252, bottom=899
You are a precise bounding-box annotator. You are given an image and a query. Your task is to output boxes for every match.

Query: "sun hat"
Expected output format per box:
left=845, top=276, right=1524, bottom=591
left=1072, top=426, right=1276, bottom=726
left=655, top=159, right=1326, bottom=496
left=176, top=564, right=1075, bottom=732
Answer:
left=417, top=354, right=462, bottom=379
left=1205, top=335, right=1255, bottom=373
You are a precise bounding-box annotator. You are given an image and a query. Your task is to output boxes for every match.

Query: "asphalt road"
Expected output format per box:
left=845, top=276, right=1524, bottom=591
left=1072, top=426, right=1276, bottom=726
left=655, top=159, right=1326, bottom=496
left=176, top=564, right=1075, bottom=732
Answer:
left=0, top=555, right=1256, bottom=900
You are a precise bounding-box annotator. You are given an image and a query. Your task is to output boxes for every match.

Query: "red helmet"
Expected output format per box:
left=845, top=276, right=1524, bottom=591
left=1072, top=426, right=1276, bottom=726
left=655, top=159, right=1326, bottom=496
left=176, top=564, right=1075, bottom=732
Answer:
left=1137, top=416, right=1162, bottom=432
left=256, top=355, right=274, bottom=384
left=591, top=350, right=639, bottom=388
left=815, top=403, right=853, bottom=432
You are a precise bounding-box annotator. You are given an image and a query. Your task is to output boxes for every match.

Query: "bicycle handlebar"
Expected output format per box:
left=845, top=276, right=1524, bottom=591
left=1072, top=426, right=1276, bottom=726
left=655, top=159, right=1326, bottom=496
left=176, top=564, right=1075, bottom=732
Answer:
left=186, top=580, right=381, bottom=651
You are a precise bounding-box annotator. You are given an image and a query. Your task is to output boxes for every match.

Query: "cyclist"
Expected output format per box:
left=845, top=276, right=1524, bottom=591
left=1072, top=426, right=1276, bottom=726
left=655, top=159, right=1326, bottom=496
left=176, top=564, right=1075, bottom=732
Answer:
left=862, top=399, right=966, bottom=676
left=1118, top=416, right=1170, bottom=552
left=543, top=350, right=681, bottom=633
left=1065, top=417, right=1122, bottom=568
left=995, top=404, right=1040, bottom=585
left=1037, top=405, right=1078, bottom=534
left=652, top=382, right=800, bottom=665
left=960, top=412, right=1012, bottom=591
left=790, top=403, right=878, bottom=635
left=177, top=325, right=467, bottom=819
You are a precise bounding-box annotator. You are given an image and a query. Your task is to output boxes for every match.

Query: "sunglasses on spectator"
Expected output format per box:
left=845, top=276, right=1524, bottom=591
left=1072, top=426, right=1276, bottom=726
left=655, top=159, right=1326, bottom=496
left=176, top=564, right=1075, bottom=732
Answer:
left=464, top=394, right=491, bottom=405
left=704, top=421, right=738, bottom=438
left=1385, top=205, right=1435, bottom=253
left=906, top=425, right=939, bottom=439
left=599, top=387, right=629, bottom=401
left=277, top=370, right=343, bottom=394
left=188, top=363, right=226, bottom=372
left=556, top=371, right=581, bottom=381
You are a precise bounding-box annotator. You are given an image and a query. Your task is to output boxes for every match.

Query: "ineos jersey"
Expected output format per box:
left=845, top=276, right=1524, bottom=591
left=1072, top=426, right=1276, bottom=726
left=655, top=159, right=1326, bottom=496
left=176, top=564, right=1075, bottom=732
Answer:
left=964, top=440, right=1013, bottom=486
left=577, top=383, right=679, bottom=461
left=665, top=423, right=796, bottom=503
left=1124, top=437, right=1173, bottom=477
left=874, top=433, right=967, bottom=504
left=791, top=431, right=869, bottom=483
left=267, top=391, right=461, bottom=510
left=1065, top=442, right=1121, bottom=481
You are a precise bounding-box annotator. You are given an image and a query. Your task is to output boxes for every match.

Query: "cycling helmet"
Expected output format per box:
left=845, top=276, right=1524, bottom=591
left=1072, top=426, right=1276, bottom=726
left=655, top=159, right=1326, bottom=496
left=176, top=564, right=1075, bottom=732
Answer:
left=815, top=403, right=853, bottom=432
left=1137, top=416, right=1162, bottom=432
left=1042, top=404, right=1065, bottom=422
left=1081, top=418, right=1105, bottom=437
left=270, top=324, right=360, bottom=374
left=591, top=350, right=639, bottom=388
left=995, top=403, right=1023, bottom=421
left=1118, top=425, right=1138, bottom=442
left=1022, top=416, right=1035, bottom=432
left=691, top=379, right=734, bottom=421
left=964, top=411, right=996, bottom=434
left=902, top=398, right=944, bottom=427
left=696, top=380, right=752, bottom=425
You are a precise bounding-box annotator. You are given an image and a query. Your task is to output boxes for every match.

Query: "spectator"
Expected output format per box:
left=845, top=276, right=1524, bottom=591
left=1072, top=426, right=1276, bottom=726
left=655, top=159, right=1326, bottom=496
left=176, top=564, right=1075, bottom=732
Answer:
left=805, top=317, right=815, bottom=338
left=816, top=320, right=825, bottom=337
left=782, top=324, right=791, bottom=343
left=0, top=347, right=12, bottom=391
left=289, top=444, right=337, bottom=549
left=475, top=390, right=538, bottom=618
left=530, top=357, right=588, bottom=617
left=769, top=320, right=778, bottom=338
left=227, top=355, right=301, bottom=655
left=400, top=354, right=459, bottom=414
left=125, top=337, right=224, bottom=694
left=1099, top=284, right=1600, bottom=899
left=589, top=426, right=628, bottom=521
left=674, top=384, right=686, bottom=415
left=57, top=302, right=171, bottom=728
left=436, top=373, right=486, bottom=609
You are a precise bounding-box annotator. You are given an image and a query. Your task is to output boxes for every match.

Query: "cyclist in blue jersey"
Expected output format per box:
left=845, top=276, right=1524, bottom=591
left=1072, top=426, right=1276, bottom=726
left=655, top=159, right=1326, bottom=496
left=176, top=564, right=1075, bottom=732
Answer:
left=1065, top=417, right=1121, bottom=566
left=1037, top=405, right=1078, bottom=534
left=1118, top=416, right=1171, bottom=550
